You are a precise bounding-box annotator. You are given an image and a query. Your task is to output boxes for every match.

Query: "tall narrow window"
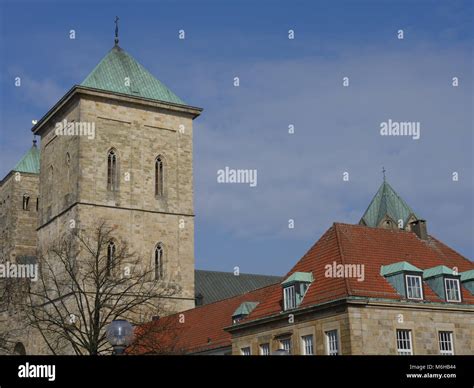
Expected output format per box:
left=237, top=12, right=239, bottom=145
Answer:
left=66, top=152, right=71, bottom=187
left=283, top=285, right=296, bottom=310
left=259, top=343, right=270, bottom=356
left=48, top=166, right=54, bottom=202
left=155, top=156, right=164, bottom=197
left=438, top=331, right=454, bottom=355
left=241, top=347, right=251, bottom=356
left=325, top=330, right=339, bottom=355
left=22, top=195, right=30, bottom=211
left=154, top=243, right=164, bottom=280
left=36, top=197, right=39, bottom=211
left=280, top=338, right=292, bottom=354
left=301, top=335, right=314, bottom=355
left=106, top=241, right=116, bottom=277
left=107, top=149, right=118, bottom=191
left=396, top=329, right=413, bottom=355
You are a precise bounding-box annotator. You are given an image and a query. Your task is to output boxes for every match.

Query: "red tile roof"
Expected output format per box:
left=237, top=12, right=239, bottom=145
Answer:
left=132, top=223, right=473, bottom=354
left=130, top=283, right=279, bottom=354
left=246, top=223, right=474, bottom=321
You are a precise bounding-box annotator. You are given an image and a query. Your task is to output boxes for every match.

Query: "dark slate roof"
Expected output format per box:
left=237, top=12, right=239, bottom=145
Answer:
left=194, top=270, right=282, bottom=305
left=81, top=45, right=185, bottom=105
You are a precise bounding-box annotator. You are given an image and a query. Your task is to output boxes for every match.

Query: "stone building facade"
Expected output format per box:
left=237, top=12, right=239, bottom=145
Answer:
left=136, top=180, right=474, bottom=356
left=0, top=42, right=202, bottom=354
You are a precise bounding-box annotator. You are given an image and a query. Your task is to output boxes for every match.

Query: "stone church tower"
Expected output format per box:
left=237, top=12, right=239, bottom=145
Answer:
left=32, top=42, right=202, bottom=314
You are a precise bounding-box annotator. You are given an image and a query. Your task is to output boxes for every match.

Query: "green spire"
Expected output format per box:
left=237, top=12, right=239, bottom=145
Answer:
left=13, top=141, right=40, bottom=174
left=81, top=45, right=185, bottom=105
left=360, top=180, right=418, bottom=228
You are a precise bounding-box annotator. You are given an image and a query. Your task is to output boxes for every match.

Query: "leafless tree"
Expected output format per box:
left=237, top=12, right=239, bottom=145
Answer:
left=23, top=221, right=180, bottom=355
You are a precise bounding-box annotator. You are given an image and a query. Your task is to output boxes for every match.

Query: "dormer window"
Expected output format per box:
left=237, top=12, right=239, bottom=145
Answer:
left=405, top=274, right=423, bottom=300
left=381, top=261, right=424, bottom=301
left=281, top=272, right=313, bottom=311
left=445, top=278, right=461, bottom=302
left=283, top=285, right=296, bottom=310
left=232, top=302, right=259, bottom=324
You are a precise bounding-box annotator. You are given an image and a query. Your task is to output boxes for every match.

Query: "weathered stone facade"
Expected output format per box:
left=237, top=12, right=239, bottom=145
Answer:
left=1, top=54, right=201, bottom=353
left=34, top=88, right=200, bottom=314
left=0, top=171, right=39, bottom=263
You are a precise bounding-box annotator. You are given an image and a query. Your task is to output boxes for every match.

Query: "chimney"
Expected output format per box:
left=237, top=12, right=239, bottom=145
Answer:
left=195, top=293, right=204, bottom=306
left=410, top=219, right=428, bottom=240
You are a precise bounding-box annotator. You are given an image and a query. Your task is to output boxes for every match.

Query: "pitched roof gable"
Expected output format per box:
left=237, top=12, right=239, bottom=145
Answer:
left=245, top=223, right=474, bottom=322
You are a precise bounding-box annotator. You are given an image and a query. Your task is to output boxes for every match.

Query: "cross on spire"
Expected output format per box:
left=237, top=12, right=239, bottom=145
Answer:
left=382, top=166, right=386, bottom=181
left=114, top=16, right=119, bottom=45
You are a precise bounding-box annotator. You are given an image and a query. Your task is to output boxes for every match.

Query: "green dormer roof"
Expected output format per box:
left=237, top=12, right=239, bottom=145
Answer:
left=281, top=271, right=313, bottom=286
left=460, top=270, right=474, bottom=282
left=423, top=265, right=457, bottom=279
left=232, top=302, right=259, bottom=317
left=380, top=261, right=422, bottom=276
left=360, top=180, right=418, bottom=227
left=13, top=143, right=40, bottom=174
left=81, top=45, right=185, bottom=105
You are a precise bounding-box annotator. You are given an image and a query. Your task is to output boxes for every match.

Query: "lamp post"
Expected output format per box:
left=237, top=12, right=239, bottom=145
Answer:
left=106, top=319, right=134, bottom=355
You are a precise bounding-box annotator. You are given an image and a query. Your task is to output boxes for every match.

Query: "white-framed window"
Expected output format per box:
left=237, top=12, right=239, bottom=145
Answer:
left=445, top=278, right=461, bottom=302
left=280, top=338, right=292, bottom=354
left=405, top=274, right=423, bottom=300
left=396, top=329, right=413, bottom=355
left=301, top=334, right=314, bottom=355
left=325, top=330, right=339, bottom=355
left=283, top=285, right=296, bottom=310
left=438, top=331, right=454, bottom=355
left=259, top=343, right=270, bottom=356
left=241, top=347, right=251, bottom=356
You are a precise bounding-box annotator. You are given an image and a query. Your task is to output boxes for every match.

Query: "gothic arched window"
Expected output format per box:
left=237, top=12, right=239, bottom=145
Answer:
left=154, top=243, right=164, bottom=280
left=22, top=194, right=30, bottom=211
left=155, top=156, right=164, bottom=197
left=107, top=149, right=118, bottom=192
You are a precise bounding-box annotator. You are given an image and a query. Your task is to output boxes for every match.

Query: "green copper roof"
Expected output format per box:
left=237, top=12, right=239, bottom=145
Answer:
left=81, top=45, right=185, bottom=105
left=232, top=302, right=259, bottom=317
left=380, top=261, right=422, bottom=276
left=460, top=270, right=474, bottom=282
left=423, top=265, right=457, bottom=279
left=13, top=143, right=40, bottom=174
left=361, top=180, right=418, bottom=227
left=282, top=271, right=313, bottom=286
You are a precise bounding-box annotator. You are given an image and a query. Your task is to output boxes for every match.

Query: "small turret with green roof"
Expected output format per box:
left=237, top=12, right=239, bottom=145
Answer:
left=359, top=176, right=422, bottom=233
left=13, top=139, right=40, bottom=174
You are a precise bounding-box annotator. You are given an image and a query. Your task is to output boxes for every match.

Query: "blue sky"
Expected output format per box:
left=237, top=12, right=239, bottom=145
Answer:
left=0, top=0, right=472, bottom=275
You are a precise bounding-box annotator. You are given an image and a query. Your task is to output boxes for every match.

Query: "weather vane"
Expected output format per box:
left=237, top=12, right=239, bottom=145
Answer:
left=114, top=16, right=119, bottom=45
left=382, top=166, right=386, bottom=181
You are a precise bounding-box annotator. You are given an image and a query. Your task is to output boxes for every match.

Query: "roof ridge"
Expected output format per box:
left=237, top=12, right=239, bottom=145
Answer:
left=334, top=223, right=352, bottom=296
left=183, top=282, right=280, bottom=315
left=195, top=269, right=281, bottom=278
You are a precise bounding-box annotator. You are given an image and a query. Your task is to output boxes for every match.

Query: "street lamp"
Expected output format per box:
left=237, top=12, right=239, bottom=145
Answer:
left=106, top=319, right=134, bottom=355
